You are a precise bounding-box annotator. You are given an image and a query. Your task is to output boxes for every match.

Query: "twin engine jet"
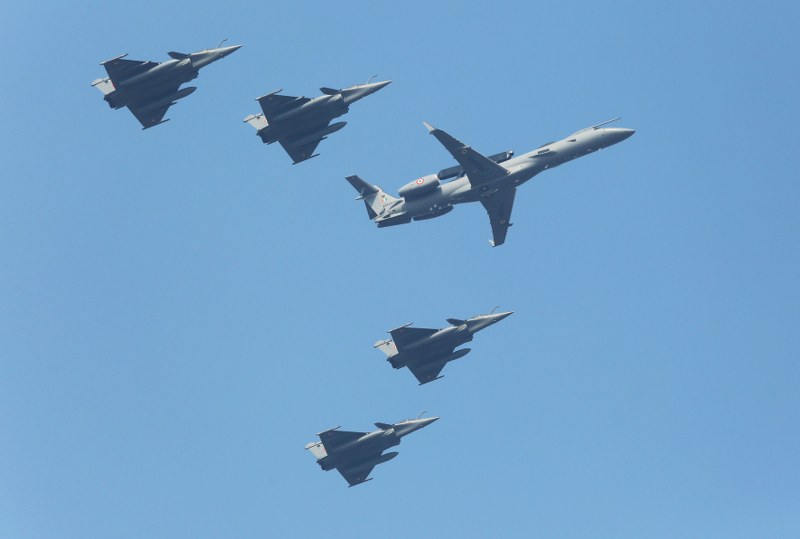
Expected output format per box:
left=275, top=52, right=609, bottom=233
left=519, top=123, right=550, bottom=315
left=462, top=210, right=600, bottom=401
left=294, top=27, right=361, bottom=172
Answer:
left=375, top=310, right=513, bottom=384
left=91, top=44, right=241, bottom=129
left=347, top=119, right=635, bottom=246
left=305, top=416, right=439, bottom=487
left=244, top=79, right=391, bottom=164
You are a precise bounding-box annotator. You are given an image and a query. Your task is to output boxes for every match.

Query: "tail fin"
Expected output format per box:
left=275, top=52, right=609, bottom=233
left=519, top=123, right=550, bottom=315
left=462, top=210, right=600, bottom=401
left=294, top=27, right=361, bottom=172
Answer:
left=346, top=175, right=398, bottom=219
left=243, top=113, right=268, bottom=131
left=91, top=77, right=115, bottom=96
left=374, top=338, right=399, bottom=358
left=305, top=441, right=328, bottom=460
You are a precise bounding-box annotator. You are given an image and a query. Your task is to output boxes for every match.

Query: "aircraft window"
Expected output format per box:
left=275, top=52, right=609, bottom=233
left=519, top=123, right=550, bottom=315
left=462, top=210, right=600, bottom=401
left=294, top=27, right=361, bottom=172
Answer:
left=538, top=148, right=550, bottom=155
left=568, top=138, right=577, bottom=142
left=536, top=141, right=556, bottom=149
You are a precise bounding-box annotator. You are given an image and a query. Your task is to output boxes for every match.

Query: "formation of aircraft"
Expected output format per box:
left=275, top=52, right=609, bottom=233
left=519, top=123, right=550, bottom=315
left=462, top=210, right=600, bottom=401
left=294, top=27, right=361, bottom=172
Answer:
left=92, top=42, right=636, bottom=487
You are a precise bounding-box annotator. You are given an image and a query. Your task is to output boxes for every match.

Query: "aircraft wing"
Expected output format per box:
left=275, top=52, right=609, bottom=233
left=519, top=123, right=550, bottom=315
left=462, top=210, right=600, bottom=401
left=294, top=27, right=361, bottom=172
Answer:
left=102, top=57, right=157, bottom=87
left=389, top=326, right=438, bottom=352
left=256, top=92, right=311, bottom=123
left=318, top=429, right=366, bottom=451
left=278, top=134, right=324, bottom=164
left=128, top=103, right=171, bottom=129
left=424, top=122, right=508, bottom=187
left=480, top=187, right=516, bottom=247
left=407, top=359, right=448, bottom=385
left=337, top=463, right=376, bottom=487
left=126, top=84, right=181, bottom=129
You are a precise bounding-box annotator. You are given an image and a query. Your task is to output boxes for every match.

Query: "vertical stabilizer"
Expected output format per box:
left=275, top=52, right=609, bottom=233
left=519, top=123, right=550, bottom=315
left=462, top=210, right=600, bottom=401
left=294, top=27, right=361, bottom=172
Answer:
left=346, top=175, right=398, bottom=219
left=305, top=441, right=328, bottom=460
left=91, top=78, right=115, bottom=96
left=244, top=113, right=268, bottom=130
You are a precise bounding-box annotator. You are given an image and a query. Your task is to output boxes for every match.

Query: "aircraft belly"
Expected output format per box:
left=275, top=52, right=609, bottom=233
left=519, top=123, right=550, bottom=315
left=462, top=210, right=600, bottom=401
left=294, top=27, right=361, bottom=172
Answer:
left=404, top=190, right=450, bottom=216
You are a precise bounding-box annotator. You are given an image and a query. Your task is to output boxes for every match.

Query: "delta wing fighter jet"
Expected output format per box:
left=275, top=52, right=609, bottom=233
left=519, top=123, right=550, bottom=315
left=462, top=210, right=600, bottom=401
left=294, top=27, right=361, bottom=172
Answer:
left=92, top=42, right=242, bottom=129
left=375, top=309, right=513, bottom=385
left=305, top=416, right=439, bottom=487
left=244, top=79, right=391, bottom=164
left=347, top=119, right=635, bottom=246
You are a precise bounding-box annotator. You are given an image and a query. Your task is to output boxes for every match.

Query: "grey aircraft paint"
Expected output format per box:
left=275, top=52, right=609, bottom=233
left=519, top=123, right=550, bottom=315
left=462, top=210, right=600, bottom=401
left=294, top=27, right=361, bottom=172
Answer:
left=347, top=119, right=635, bottom=246
left=375, top=310, right=513, bottom=384
left=92, top=43, right=242, bottom=129
left=244, top=80, right=391, bottom=164
left=305, top=416, right=439, bottom=487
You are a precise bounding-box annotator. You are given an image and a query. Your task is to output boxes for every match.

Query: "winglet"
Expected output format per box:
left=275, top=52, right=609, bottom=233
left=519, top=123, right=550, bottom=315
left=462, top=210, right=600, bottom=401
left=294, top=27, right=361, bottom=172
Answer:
left=422, top=121, right=435, bottom=133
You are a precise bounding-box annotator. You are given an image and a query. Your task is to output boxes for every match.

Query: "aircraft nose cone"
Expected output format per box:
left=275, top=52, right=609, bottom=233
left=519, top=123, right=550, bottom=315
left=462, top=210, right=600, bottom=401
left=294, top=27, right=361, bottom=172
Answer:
left=369, top=80, right=392, bottom=92
left=419, top=416, right=440, bottom=428
left=220, top=44, right=242, bottom=57
left=604, top=127, right=635, bottom=144
left=489, top=311, right=513, bottom=323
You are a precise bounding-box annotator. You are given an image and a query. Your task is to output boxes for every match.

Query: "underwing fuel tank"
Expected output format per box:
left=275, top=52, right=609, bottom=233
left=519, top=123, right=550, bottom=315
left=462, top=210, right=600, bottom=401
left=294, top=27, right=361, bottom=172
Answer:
left=392, top=348, right=471, bottom=369
left=349, top=451, right=399, bottom=473
left=291, top=121, right=347, bottom=147
left=137, top=86, right=197, bottom=113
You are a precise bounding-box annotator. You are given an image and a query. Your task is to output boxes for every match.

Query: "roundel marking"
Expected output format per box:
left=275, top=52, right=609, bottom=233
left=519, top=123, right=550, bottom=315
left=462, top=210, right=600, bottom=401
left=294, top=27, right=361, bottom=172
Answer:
left=416, top=178, right=425, bottom=184
left=461, top=149, right=468, bottom=155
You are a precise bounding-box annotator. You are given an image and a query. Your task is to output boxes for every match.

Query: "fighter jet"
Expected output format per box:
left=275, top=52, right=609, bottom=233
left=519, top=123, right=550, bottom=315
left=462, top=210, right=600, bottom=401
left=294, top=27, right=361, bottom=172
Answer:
left=305, top=416, right=439, bottom=487
left=243, top=78, right=391, bottom=164
left=375, top=309, right=513, bottom=385
left=346, top=118, right=635, bottom=246
left=91, top=42, right=242, bottom=129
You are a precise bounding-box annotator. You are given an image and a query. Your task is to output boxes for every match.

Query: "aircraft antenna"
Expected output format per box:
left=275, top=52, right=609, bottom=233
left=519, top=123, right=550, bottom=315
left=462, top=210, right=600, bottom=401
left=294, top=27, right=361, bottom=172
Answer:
left=367, top=74, right=377, bottom=84
left=489, top=305, right=500, bottom=314
left=216, top=38, right=228, bottom=48
left=417, top=410, right=427, bottom=419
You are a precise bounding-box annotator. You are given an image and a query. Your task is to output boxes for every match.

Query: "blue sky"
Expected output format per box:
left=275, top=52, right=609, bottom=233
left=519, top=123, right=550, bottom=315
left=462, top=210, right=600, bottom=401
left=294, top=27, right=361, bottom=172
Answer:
left=2, top=1, right=799, bottom=537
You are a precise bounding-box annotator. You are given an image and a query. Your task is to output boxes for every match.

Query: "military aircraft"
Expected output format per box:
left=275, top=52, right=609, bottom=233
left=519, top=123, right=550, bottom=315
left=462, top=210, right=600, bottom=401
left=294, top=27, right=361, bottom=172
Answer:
left=91, top=42, right=242, bottom=129
left=346, top=118, right=635, bottom=246
left=244, top=78, right=391, bottom=164
left=375, top=309, right=513, bottom=384
left=305, top=416, right=439, bottom=487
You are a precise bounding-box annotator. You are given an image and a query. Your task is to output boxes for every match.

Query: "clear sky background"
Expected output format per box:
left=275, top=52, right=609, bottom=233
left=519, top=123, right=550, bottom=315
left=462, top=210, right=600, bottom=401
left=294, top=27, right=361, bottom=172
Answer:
left=2, top=1, right=799, bottom=538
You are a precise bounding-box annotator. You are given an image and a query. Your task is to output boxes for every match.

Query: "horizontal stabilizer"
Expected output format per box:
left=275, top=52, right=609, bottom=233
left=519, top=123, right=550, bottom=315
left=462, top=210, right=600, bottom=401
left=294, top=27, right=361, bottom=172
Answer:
left=168, top=51, right=189, bottom=59
left=320, top=87, right=340, bottom=95
left=374, top=422, right=392, bottom=429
